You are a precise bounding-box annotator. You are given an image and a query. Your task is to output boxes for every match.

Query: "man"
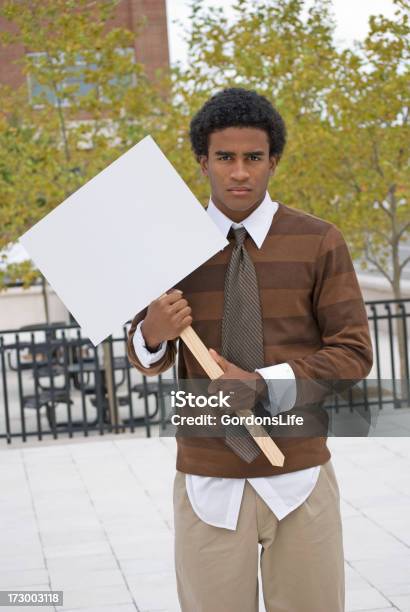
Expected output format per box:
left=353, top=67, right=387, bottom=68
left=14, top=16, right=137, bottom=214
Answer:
left=127, top=88, right=373, bottom=612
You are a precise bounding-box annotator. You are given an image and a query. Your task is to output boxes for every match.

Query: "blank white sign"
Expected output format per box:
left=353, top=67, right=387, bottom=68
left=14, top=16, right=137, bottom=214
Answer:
left=19, top=136, right=228, bottom=345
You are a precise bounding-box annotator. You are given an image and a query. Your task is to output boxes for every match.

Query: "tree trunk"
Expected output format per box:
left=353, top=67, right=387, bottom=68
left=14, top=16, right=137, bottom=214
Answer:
left=41, top=275, right=50, bottom=325
left=389, top=186, right=409, bottom=407
left=392, top=267, right=409, bottom=408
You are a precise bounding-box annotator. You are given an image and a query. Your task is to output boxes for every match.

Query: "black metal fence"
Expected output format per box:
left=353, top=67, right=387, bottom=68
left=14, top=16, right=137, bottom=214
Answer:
left=0, top=320, right=177, bottom=444
left=0, top=298, right=409, bottom=444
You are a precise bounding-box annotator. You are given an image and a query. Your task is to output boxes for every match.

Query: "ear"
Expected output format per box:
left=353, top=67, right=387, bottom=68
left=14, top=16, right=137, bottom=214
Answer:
left=269, top=155, right=279, bottom=176
left=198, top=155, right=209, bottom=177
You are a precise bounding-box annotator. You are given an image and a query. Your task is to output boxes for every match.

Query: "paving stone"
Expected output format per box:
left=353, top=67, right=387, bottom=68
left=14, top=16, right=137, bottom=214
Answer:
left=0, top=568, right=49, bottom=589
left=49, top=567, right=126, bottom=590
left=346, top=586, right=392, bottom=611
left=53, top=584, right=133, bottom=609
left=127, top=571, right=179, bottom=610
left=387, top=594, right=410, bottom=612
left=1, top=437, right=409, bottom=612
left=61, top=605, right=137, bottom=612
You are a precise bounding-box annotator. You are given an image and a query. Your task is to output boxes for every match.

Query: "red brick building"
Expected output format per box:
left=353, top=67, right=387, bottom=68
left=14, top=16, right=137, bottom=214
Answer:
left=0, top=0, right=170, bottom=90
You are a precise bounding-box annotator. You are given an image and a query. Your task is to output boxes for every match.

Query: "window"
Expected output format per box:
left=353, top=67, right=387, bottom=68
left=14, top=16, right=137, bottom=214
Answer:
left=27, top=48, right=135, bottom=107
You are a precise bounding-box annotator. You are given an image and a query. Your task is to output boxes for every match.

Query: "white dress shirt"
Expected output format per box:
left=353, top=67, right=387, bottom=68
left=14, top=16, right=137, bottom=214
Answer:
left=133, top=192, right=320, bottom=529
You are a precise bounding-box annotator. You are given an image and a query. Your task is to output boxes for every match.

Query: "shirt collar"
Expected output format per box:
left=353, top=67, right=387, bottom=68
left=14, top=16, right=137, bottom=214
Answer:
left=206, top=192, right=278, bottom=249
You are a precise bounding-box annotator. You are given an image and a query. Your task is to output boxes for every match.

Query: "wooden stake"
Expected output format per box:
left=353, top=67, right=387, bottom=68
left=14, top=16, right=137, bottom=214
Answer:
left=180, top=326, right=285, bottom=467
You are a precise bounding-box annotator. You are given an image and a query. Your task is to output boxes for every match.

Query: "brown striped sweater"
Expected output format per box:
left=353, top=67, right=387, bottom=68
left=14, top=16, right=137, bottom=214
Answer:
left=127, top=201, right=373, bottom=477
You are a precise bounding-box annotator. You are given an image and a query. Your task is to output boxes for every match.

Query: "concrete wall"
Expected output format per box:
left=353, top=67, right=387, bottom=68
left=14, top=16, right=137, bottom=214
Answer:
left=357, top=273, right=410, bottom=302
left=0, top=285, right=69, bottom=331
left=1, top=273, right=409, bottom=333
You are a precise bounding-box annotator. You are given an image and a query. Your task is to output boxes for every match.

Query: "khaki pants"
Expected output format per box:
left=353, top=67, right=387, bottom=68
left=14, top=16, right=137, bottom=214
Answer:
left=173, top=459, right=345, bottom=612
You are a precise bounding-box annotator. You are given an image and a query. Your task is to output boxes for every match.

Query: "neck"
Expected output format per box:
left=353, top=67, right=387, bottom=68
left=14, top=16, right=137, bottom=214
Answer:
left=211, top=194, right=265, bottom=223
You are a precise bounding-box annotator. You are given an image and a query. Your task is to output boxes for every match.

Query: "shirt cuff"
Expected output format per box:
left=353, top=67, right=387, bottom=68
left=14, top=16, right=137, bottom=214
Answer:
left=255, top=363, right=296, bottom=416
left=133, top=320, right=168, bottom=369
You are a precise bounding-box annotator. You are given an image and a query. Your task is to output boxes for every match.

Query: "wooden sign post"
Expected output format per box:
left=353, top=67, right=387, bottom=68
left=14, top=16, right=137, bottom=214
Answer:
left=180, top=326, right=285, bottom=467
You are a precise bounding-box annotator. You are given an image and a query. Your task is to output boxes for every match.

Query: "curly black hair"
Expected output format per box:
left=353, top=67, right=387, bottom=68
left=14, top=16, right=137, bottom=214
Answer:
left=189, top=87, right=287, bottom=160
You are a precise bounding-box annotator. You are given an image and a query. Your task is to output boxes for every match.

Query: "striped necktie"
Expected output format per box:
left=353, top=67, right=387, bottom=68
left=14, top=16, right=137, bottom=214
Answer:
left=221, top=226, right=264, bottom=463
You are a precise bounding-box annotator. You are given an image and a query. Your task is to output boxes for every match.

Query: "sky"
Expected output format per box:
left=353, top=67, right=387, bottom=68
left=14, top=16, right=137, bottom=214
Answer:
left=165, top=0, right=398, bottom=66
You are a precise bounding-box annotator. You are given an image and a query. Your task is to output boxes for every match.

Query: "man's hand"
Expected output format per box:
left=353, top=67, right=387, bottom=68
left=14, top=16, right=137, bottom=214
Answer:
left=141, top=289, right=192, bottom=350
left=207, top=349, right=268, bottom=415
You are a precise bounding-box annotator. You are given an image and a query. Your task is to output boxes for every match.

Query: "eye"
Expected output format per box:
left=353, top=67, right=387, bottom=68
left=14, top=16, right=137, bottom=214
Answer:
left=218, top=155, right=231, bottom=161
left=249, top=155, right=261, bottom=161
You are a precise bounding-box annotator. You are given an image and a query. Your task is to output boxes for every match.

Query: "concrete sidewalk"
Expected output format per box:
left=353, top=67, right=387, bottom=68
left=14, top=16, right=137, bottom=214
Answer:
left=0, top=436, right=409, bottom=612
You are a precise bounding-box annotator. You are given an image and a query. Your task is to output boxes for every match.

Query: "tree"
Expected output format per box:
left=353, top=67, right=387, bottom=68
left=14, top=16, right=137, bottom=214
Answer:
left=154, top=0, right=409, bottom=263
left=152, top=0, right=347, bottom=225
left=152, top=0, right=409, bottom=393
left=1, top=0, right=408, bottom=391
left=0, top=0, right=162, bottom=302
left=327, top=0, right=410, bottom=386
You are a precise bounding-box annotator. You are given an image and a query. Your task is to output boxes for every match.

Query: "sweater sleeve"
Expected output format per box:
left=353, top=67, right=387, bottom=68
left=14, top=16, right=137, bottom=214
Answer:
left=126, top=307, right=178, bottom=376
left=285, top=224, right=373, bottom=406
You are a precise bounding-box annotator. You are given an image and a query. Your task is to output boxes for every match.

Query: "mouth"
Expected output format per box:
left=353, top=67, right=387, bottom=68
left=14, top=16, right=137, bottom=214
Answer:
left=228, top=188, right=252, bottom=196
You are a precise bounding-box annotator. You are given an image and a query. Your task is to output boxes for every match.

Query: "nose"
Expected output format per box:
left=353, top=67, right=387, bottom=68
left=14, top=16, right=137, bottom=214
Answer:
left=230, top=160, right=250, bottom=182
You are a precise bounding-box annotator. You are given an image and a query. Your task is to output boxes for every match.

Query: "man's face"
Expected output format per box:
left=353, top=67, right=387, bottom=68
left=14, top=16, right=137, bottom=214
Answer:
left=199, top=126, right=278, bottom=222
